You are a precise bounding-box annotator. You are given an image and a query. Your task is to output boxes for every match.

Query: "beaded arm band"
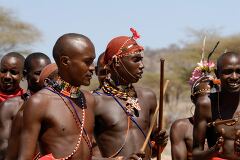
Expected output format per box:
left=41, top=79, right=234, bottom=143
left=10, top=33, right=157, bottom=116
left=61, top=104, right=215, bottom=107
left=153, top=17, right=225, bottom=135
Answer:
left=192, top=88, right=211, bottom=96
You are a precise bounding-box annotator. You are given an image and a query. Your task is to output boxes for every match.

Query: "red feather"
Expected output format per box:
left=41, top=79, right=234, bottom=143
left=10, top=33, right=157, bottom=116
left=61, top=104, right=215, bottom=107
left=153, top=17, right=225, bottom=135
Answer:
left=130, top=28, right=140, bottom=40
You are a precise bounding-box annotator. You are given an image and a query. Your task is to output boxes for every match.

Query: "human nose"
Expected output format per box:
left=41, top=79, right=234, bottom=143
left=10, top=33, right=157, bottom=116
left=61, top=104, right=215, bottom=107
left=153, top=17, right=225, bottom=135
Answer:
left=89, top=63, right=95, bottom=72
left=231, top=71, right=239, bottom=80
left=3, top=71, right=12, bottom=81
left=139, top=61, right=144, bottom=70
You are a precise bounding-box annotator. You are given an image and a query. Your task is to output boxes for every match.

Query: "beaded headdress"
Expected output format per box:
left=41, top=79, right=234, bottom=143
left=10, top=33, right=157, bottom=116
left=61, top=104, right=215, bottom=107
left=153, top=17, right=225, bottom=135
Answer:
left=190, top=38, right=221, bottom=96
left=104, top=28, right=144, bottom=65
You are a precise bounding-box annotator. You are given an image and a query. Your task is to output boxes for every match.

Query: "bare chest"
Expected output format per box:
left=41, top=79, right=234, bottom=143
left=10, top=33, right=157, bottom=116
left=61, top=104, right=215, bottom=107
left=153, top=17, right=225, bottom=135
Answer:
left=95, top=96, right=150, bottom=133
left=40, top=99, right=94, bottom=139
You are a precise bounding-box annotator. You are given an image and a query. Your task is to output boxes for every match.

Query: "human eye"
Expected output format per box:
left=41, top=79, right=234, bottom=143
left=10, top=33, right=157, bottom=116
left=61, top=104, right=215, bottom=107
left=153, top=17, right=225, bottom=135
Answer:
left=236, top=69, right=240, bottom=74
left=34, top=71, right=41, bottom=76
left=0, top=69, right=7, bottom=73
left=85, top=59, right=94, bottom=65
left=133, top=57, right=142, bottom=63
left=222, top=69, right=234, bottom=75
left=10, top=70, right=19, bottom=75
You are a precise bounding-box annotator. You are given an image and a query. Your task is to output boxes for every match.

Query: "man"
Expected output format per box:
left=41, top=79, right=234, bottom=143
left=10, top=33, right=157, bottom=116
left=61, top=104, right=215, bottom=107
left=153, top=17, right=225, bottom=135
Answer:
left=94, top=28, right=168, bottom=160
left=170, top=116, right=194, bottom=160
left=2, top=52, right=51, bottom=160
left=0, top=52, right=25, bottom=103
left=17, top=33, right=96, bottom=160
left=0, top=52, right=25, bottom=160
left=95, top=52, right=107, bottom=89
left=193, top=52, right=240, bottom=160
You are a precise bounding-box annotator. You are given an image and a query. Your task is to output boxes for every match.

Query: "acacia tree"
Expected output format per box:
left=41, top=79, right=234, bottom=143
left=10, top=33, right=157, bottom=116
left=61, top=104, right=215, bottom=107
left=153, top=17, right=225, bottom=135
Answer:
left=0, top=7, right=41, bottom=55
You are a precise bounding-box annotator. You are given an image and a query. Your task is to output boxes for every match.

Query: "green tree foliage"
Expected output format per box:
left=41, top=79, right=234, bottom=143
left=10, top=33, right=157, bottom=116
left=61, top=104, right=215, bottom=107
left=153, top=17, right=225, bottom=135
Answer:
left=0, top=7, right=41, bottom=55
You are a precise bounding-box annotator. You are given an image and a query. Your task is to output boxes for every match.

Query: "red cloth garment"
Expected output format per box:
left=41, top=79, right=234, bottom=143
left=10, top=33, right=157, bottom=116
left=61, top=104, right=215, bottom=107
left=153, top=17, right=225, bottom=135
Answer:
left=0, top=88, right=24, bottom=103
left=38, top=154, right=58, bottom=160
left=104, top=36, right=144, bottom=64
left=212, top=157, right=227, bottom=160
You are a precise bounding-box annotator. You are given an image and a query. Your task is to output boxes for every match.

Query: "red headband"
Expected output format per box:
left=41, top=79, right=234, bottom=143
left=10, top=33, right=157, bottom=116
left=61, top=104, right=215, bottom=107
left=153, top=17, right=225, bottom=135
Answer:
left=104, top=28, right=144, bottom=64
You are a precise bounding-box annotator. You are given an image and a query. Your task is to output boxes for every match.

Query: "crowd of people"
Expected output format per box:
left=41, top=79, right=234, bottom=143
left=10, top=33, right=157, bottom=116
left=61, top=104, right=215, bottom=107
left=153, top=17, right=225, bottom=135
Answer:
left=0, top=28, right=239, bottom=160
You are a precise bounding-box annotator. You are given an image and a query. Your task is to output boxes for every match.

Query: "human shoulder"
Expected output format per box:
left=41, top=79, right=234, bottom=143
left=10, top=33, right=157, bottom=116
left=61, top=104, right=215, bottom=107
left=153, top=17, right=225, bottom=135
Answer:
left=170, top=118, right=191, bottom=139
left=81, top=89, right=96, bottom=109
left=0, top=96, right=23, bottom=107
left=135, top=87, right=157, bottom=110
left=0, top=96, right=23, bottom=117
left=171, top=118, right=191, bottom=131
left=81, top=90, right=95, bottom=102
left=195, top=94, right=212, bottom=114
left=92, top=89, right=113, bottom=103
left=135, top=87, right=156, bottom=98
left=24, top=89, right=56, bottom=110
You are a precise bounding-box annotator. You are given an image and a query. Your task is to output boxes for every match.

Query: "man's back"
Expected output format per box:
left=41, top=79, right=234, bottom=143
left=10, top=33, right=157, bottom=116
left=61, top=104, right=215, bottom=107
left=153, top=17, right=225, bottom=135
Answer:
left=94, top=87, right=156, bottom=159
left=18, top=88, right=95, bottom=160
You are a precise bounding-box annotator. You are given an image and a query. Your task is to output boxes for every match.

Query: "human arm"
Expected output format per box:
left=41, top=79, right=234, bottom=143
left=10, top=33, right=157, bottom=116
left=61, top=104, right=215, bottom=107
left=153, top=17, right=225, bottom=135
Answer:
left=17, top=95, right=44, bottom=160
left=5, top=110, right=23, bottom=160
left=143, top=88, right=168, bottom=157
left=0, top=98, right=21, bottom=160
left=170, top=120, right=188, bottom=160
left=192, top=95, right=223, bottom=160
left=0, top=101, right=10, bottom=160
left=234, top=130, right=240, bottom=156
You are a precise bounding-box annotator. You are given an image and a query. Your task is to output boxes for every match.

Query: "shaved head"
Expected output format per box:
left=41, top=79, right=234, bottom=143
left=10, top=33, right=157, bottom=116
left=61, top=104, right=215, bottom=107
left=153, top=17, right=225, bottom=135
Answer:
left=217, top=51, right=240, bottom=72
left=1, top=52, right=25, bottom=68
left=53, top=33, right=94, bottom=65
left=24, top=52, right=51, bottom=72
left=52, top=33, right=95, bottom=86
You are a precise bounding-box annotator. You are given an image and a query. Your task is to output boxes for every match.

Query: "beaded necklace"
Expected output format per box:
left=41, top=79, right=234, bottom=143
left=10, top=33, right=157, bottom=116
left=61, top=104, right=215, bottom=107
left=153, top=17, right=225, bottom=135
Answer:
left=102, top=78, right=141, bottom=117
left=52, top=76, right=86, bottom=109
left=55, top=76, right=82, bottom=99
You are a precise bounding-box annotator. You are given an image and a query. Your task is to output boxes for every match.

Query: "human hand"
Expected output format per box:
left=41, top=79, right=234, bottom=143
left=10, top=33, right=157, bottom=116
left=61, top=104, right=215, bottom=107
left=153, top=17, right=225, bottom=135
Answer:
left=214, top=128, right=225, bottom=154
left=234, top=130, right=240, bottom=156
left=151, top=129, right=168, bottom=148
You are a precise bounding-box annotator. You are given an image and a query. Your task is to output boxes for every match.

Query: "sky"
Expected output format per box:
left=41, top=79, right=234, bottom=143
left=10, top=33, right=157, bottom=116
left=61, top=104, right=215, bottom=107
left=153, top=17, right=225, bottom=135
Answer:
left=0, top=0, right=240, bottom=60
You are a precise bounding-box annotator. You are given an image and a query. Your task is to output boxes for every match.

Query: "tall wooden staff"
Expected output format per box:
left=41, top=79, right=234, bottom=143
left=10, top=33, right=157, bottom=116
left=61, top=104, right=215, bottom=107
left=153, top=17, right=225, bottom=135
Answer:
left=157, top=58, right=165, bottom=160
left=140, top=80, right=169, bottom=152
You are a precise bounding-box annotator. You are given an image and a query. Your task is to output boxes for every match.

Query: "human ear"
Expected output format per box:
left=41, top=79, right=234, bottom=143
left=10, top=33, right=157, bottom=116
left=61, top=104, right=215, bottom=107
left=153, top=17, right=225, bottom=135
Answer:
left=60, top=56, right=70, bottom=67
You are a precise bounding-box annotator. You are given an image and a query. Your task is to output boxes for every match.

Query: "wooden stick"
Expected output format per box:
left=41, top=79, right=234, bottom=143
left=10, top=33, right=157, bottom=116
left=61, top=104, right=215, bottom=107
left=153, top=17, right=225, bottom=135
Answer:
left=140, top=80, right=169, bottom=152
left=157, top=58, right=165, bottom=160
left=159, top=59, right=165, bottom=129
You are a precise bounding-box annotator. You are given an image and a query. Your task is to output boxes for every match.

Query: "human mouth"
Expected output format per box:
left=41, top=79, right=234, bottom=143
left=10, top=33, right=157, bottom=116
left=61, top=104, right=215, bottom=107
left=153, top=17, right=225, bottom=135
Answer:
left=3, top=81, right=13, bottom=86
left=228, top=82, right=240, bottom=89
left=86, top=74, right=92, bottom=79
left=136, top=72, right=143, bottom=78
